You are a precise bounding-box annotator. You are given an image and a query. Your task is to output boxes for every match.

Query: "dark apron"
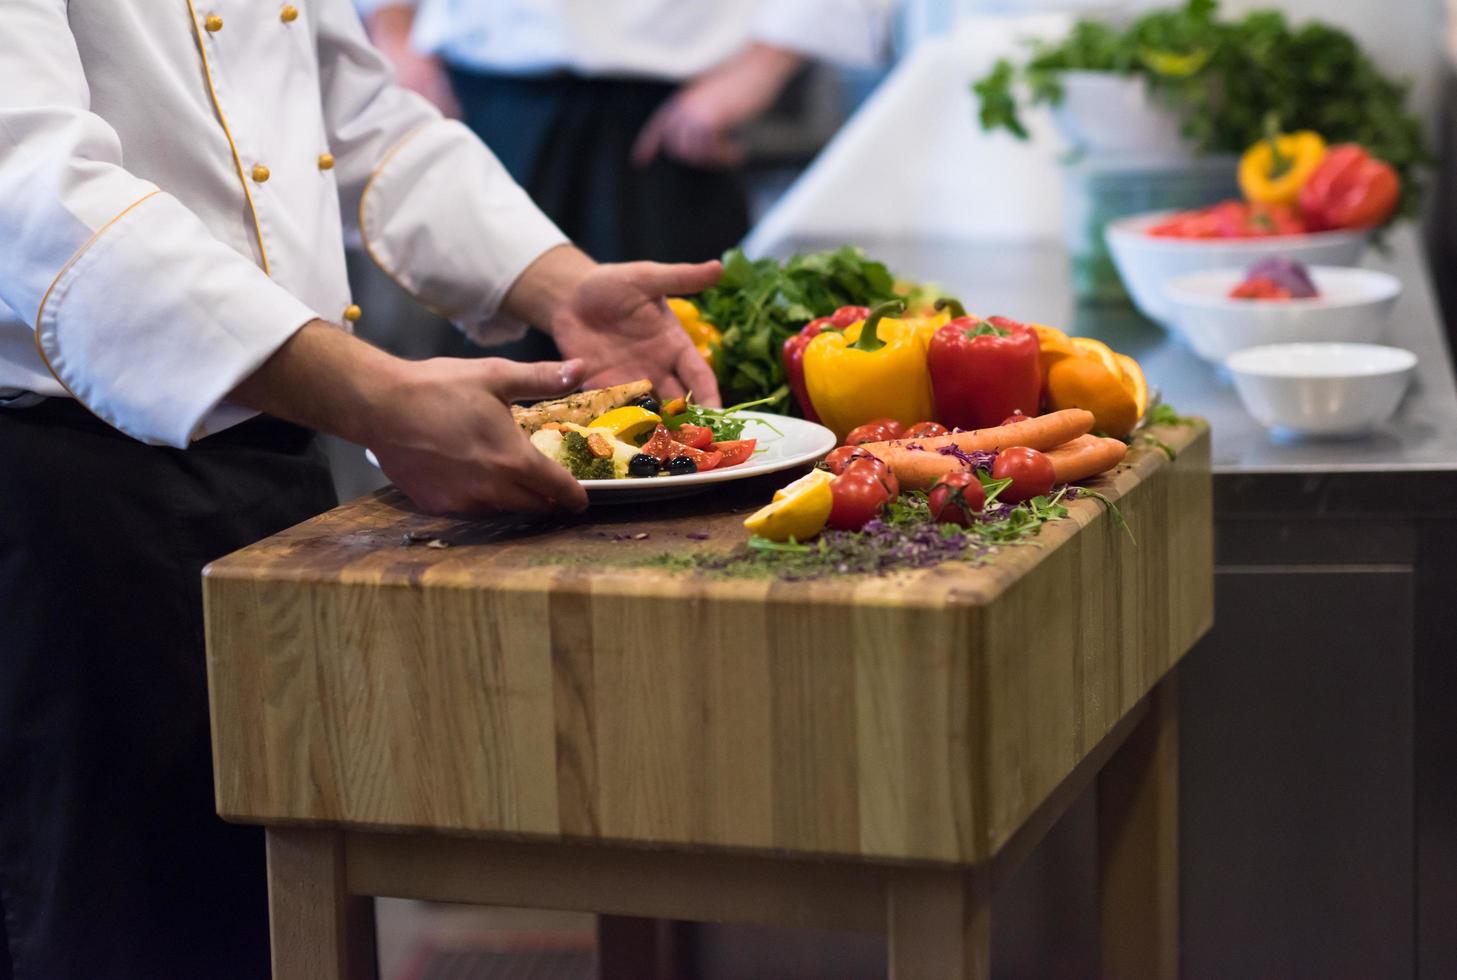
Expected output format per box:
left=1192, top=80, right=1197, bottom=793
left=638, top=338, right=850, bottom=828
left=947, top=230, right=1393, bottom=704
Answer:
left=0, top=398, right=337, bottom=980
left=445, top=67, right=752, bottom=362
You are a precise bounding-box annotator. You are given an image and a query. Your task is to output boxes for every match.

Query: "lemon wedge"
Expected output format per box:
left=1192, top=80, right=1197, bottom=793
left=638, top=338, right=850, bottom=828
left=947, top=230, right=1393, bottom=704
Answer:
left=745, top=469, right=834, bottom=543
left=588, top=405, right=661, bottom=440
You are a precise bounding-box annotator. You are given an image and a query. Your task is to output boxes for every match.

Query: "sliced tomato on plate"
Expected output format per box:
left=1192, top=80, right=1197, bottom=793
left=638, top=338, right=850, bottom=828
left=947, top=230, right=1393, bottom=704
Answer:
left=674, top=423, right=715, bottom=450
left=669, top=443, right=724, bottom=471
left=640, top=424, right=676, bottom=462
left=709, top=439, right=757, bottom=467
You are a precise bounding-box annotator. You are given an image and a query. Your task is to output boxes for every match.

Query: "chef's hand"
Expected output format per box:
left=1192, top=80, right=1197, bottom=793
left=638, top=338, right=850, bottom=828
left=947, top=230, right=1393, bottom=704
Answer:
left=507, top=246, right=724, bottom=405
left=370, top=356, right=590, bottom=516
left=229, top=321, right=589, bottom=517
left=368, top=4, right=461, bottom=118
left=632, top=43, right=804, bottom=170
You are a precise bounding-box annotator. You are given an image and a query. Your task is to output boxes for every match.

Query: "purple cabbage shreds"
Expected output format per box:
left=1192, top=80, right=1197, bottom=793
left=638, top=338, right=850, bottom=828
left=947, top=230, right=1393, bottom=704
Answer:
left=938, top=445, right=997, bottom=472
left=904, top=442, right=926, bottom=452
left=1062, top=485, right=1080, bottom=499
left=1245, top=257, right=1319, bottom=299
left=979, top=503, right=1015, bottom=523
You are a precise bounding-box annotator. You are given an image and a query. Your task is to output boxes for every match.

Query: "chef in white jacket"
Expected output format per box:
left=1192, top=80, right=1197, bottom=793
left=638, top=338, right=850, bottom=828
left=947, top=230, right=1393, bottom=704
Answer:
left=0, top=3, right=718, bottom=977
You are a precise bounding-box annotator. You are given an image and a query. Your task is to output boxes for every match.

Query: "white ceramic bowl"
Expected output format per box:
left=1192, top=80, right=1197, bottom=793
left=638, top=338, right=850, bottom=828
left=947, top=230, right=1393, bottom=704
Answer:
left=1225, top=343, right=1416, bottom=436
left=1106, top=212, right=1368, bottom=326
left=1164, top=267, right=1402, bottom=364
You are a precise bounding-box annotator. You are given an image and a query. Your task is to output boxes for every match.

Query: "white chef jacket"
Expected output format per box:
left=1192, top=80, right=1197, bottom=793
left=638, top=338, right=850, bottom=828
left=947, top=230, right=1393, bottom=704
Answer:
left=0, top=0, right=567, bottom=448
left=355, top=0, right=892, bottom=79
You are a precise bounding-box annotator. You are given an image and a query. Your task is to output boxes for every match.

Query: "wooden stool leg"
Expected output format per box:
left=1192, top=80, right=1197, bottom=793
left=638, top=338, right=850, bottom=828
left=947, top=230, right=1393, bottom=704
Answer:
left=886, top=869, right=990, bottom=980
left=266, top=828, right=378, bottom=980
left=1098, top=676, right=1180, bottom=980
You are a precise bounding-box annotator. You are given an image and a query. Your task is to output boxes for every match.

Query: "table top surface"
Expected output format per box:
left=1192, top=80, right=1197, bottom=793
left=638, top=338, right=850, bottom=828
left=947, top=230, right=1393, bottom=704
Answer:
left=207, top=422, right=1202, bottom=611
left=775, top=226, right=1457, bottom=477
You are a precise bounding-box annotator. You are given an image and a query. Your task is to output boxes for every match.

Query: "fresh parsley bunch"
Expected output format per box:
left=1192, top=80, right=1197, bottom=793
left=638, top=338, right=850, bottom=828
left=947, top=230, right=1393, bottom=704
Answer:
left=971, top=0, right=1432, bottom=220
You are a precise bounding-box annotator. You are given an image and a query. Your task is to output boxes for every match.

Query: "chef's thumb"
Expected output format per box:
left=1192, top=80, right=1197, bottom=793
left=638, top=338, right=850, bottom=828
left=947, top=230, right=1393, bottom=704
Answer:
left=488, top=358, right=585, bottom=402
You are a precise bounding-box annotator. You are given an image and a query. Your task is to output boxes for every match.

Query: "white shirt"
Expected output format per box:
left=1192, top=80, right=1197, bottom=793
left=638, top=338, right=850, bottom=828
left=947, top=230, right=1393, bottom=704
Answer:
left=0, top=0, right=566, bottom=448
left=357, top=0, right=892, bottom=79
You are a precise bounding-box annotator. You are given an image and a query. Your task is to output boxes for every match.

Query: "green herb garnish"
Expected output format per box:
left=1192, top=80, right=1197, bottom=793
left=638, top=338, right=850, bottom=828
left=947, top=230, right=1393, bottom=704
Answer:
left=663, top=395, right=783, bottom=442
left=560, top=431, right=615, bottom=481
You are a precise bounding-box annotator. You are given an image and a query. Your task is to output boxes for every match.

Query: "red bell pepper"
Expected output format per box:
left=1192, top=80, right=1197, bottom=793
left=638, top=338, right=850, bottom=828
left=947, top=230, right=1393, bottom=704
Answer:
left=927, top=301, right=1042, bottom=431
left=781, top=305, right=869, bottom=422
left=1298, top=144, right=1400, bottom=232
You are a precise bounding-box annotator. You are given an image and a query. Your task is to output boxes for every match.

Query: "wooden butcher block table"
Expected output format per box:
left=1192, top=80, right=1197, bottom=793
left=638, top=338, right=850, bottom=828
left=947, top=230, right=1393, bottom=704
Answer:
left=204, top=421, right=1212, bottom=980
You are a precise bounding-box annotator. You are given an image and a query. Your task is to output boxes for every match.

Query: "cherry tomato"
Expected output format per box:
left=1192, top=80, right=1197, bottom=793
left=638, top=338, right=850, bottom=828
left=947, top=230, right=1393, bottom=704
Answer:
left=827, top=463, right=895, bottom=531
left=831, top=305, right=872, bottom=329
left=991, top=446, right=1055, bottom=503
left=802, top=316, right=833, bottom=339
left=673, top=424, right=714, bottom=450
left=844, top=423, right=892, bottom=446
left=927, top=472, right=987, bottom=527
left=822, top=448, right=899, bottom=497
left=710, top=439, right=756, bottom=467
left=867, top=417, right=905, bottom=439
left=904, top=421, right=949, bottom=439
left=1000, top=413, right=1032, bottom=427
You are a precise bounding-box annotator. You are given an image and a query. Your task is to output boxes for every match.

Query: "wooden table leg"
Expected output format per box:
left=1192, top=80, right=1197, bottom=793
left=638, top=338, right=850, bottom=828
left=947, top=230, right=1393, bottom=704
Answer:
left=885, top=868, right=990, bottom=980
left=266, top=828, right=378, bottom=980
left=1098, top=676, right=1179, bottom=980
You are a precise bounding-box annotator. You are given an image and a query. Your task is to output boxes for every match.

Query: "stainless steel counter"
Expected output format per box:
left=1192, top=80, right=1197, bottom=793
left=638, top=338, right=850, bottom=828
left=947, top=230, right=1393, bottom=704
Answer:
left=777, top=225, right=1457, bottom=476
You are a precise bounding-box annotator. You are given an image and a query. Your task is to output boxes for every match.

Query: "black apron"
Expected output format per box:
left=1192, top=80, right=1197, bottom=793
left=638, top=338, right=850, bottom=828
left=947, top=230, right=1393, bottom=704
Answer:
left=445, top=67, right=752, bottom=362
left=0, top=398, right=337, bottom=980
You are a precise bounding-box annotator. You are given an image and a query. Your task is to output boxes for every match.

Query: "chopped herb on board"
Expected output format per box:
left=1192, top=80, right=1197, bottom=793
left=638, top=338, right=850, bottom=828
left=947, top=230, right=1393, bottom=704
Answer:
left=639, top=489, right=1074, bottom=581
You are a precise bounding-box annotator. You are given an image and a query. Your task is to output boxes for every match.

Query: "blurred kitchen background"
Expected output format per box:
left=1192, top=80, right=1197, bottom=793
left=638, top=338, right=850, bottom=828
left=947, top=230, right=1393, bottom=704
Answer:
left=342, top=1, right=1453, bottom=976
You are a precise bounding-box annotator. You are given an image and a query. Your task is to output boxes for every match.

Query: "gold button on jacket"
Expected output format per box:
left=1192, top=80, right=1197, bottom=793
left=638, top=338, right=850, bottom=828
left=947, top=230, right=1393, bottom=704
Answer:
left=317, top=152, right=335, bottom=171
left=251, top=164, right=270, bottom=183
left=280, top=5, right=299, bottom=23
left=343, top=304, right=362, bottom=323
left=204, top=14, right=223, bottom=32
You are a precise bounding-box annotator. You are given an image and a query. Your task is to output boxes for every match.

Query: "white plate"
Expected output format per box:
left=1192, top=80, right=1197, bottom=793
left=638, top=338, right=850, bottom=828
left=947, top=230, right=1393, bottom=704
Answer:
left=365, top=411, right=837, bottom=503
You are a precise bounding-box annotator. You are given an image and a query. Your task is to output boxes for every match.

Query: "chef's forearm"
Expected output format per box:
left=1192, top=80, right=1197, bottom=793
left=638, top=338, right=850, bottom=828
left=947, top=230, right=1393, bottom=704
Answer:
left=366, top=4, right=416, bottom=49
left=499, top=244, right=597, bottom=332
left=228, top=320, right=410, bottom=446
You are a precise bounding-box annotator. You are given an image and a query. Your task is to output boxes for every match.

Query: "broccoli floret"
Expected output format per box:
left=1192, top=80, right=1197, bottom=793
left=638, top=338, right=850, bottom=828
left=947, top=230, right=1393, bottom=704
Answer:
left=560, top=431, right=615, bottom=480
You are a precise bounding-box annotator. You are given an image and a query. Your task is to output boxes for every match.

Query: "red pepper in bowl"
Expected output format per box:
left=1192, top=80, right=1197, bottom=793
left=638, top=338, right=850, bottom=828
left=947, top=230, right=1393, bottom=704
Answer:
left=927, top=300, right=1042, bottom=431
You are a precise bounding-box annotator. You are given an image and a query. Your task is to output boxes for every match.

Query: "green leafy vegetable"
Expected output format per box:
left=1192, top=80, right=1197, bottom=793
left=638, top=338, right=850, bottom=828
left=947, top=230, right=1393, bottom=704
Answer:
left=970, top=0, right=1432, bottom=221
left=696, top=247, right=902, bottom=412
left=663, top=395, right=782, bottom=442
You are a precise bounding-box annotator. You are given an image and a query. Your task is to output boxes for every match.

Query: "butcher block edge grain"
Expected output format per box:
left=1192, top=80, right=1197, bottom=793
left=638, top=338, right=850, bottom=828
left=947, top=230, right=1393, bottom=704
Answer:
left=204, top=423, right=1211, bottom=867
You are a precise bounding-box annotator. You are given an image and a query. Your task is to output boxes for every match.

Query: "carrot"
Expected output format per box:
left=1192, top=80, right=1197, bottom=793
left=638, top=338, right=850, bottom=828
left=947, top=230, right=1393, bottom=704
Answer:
left=859, top=408, right=1095, bottom=458
left=1045, top=435, right=1127, bottom=484
left=856, top=409, right=1096, bottom=491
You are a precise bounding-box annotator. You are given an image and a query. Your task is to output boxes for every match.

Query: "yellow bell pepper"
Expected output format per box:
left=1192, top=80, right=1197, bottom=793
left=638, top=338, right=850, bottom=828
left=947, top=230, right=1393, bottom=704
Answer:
left=667, top=297, right=721, bottom=369
left=1239, top=126, right=1327, bottom=207
left=802, top=301, right=935, bottom=442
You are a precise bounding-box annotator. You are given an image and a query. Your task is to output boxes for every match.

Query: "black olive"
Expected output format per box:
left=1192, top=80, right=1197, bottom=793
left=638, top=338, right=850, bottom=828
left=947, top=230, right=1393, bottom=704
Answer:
left=630, top=395, right=662, bottom=415
left=628, top=454, right=660, bottom=478
left=666, top=455, right=697, bottom=476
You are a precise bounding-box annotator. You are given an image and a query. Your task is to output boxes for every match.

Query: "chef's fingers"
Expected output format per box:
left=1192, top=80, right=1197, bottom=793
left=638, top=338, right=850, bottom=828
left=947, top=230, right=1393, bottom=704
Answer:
left=675, top=344, right=721, bottom=407
left=508, top=445, right=590, bottom=513
left=631, top=103, right=674, bottom=168
left=655, top=374, right=687, bottom=403
left=485, top=358, right=585, bottom=403
left=621, top=260, right=723, bottom=298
